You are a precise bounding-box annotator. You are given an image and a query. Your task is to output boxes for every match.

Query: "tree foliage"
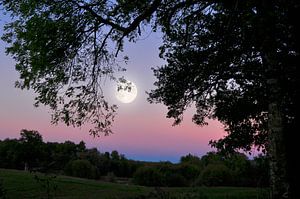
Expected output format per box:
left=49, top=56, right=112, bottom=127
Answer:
left=0, top=0, right=152, bottom=135
left=1, top=0, right=297, bottom=145
left=148, top=0, right=298, bottom=154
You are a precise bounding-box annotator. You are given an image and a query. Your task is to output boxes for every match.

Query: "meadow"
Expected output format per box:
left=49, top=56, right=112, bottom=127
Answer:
left=0, top=169, right=269, bottom=199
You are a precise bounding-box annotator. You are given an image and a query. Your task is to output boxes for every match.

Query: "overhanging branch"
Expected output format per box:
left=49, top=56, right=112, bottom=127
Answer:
left=71, top=0, right=162, bottom=36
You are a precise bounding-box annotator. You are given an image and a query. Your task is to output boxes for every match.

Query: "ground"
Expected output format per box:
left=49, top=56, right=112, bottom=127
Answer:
left=0, top=169, right=268, bottom=199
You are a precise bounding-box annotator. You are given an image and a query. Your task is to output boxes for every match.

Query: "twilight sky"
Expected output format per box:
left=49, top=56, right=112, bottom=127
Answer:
left=0, top=11, right=228, bottom=162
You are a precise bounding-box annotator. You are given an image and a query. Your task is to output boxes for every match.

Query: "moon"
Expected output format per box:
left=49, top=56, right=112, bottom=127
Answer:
left=116, top=81, right=137, bottom=103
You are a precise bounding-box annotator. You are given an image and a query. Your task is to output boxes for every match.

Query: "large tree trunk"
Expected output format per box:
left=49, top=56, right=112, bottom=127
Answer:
left=267, top=79, right=289, bottom=198
left=259, top=1, right=290, bottom=198
left=264, top=40, right=289, bottom=199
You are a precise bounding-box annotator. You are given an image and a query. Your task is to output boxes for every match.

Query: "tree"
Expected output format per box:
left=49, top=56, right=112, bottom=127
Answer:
left=111, top=150, right=120, bottom=161
left=180, top=153, right=202, bottom=166
left=1, top=0, right=297, bottom=198
left=148, top=1, right=297, bottom=198
left=19, top=129, right=44, bottom=170
left=77, top=141, right=86, bottom=152
left=52, top=141, right=78, bottom=169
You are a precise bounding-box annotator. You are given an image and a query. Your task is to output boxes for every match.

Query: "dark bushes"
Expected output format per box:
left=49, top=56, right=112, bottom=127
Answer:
left=65, top=159, right=98, bottom=179
left=199, top=164, right=233, bottom=186
left=133, top=166, right=165, bottom=186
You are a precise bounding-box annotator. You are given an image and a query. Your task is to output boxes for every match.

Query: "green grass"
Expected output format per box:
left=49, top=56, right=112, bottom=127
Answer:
left=0, top=169, right=268, bottom=199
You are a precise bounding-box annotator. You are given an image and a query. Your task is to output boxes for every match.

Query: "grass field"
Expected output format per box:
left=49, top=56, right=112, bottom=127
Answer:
left=0, top=169, right=269, bottom=199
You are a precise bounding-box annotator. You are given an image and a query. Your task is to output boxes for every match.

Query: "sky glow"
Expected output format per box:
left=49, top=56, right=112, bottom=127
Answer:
left=0, top=12, right=228, bottom=162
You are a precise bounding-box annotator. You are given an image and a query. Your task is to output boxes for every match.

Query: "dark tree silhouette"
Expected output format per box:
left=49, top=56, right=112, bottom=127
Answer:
left=147, top=1, right=297, bottom=198
left=19, top=129, right=44, bottom=170
left=1, top=0, right=298, bottom=198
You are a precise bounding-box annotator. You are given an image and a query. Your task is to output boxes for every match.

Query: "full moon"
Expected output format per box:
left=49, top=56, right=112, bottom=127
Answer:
left=116, top=81, right=137, bottom=103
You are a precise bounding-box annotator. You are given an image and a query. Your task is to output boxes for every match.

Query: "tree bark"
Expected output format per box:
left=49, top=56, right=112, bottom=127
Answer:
left=259, top=1, right=290, bottom=197
left=267, top=78, right=289, bottom=198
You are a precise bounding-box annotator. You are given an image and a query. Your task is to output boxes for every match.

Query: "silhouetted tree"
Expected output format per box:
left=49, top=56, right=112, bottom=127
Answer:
left=19, top=129, right=44, bottom=170
left=1, top=1, right=297, bottom=197
left=110, top=150, right=119, bottom=160
left=180, top=154, right=202, bottom=166
left=77, top=141, right=86, bottom=152
left=201, top=152, right=223, bottom=167
left=148, top=1, right=297, bottom=197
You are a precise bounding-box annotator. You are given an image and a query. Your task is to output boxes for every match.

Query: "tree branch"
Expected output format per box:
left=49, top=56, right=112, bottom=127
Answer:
left=71, top=0, right=162, bottom=36
left=70, top=0, right=127, bottom=32
left=122, top=0, right=161, bottom=36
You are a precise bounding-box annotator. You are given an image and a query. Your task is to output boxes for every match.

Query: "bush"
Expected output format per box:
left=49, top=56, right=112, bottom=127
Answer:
left=198, top=164, right=233, bottom=186
left=65, top=159, right=98, bottom=179
left=176, top=163, right=201, bottom=184
left=165, top=173, right=187, bottom=187
left=133, top=164, right=199, bottom=187
left=133, top=166, right=164, bottom=186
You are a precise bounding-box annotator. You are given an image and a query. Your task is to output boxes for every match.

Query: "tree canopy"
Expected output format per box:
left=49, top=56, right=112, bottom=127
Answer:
left=1, top=0, right=298, bottom=198
left=149, top=0, right=297, bottom=153
left=1, top=0, right=160, bottom=136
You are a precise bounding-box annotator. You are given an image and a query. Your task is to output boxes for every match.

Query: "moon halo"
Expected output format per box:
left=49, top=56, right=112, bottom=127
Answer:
left=115, top=81, right=137, bottom=103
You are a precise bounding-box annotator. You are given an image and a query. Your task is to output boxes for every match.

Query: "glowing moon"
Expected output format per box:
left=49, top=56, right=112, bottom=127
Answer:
left=116, top=81, right=137, bottom=103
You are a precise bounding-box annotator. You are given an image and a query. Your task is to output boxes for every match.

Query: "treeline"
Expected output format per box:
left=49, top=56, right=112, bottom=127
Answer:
left=0, top=130, right=269, bottom=187
left=133, top=152, right=269, bottom=187
left=0, top=130, right=139, bottom=178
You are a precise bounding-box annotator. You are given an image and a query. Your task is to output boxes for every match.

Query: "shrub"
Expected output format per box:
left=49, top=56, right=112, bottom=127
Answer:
left=165, top=173, right=187, bottom=187
left=199, top=164, right=233, bottom=186
left=176, top=163, right=201, bottom=184
left=65, top=159, right=98, bottom=179
left=133, top=166, right=164, bottom=186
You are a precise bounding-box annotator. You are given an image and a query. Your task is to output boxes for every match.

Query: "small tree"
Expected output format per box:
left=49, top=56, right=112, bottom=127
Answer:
left=19, top=129, right=44, bottom=170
